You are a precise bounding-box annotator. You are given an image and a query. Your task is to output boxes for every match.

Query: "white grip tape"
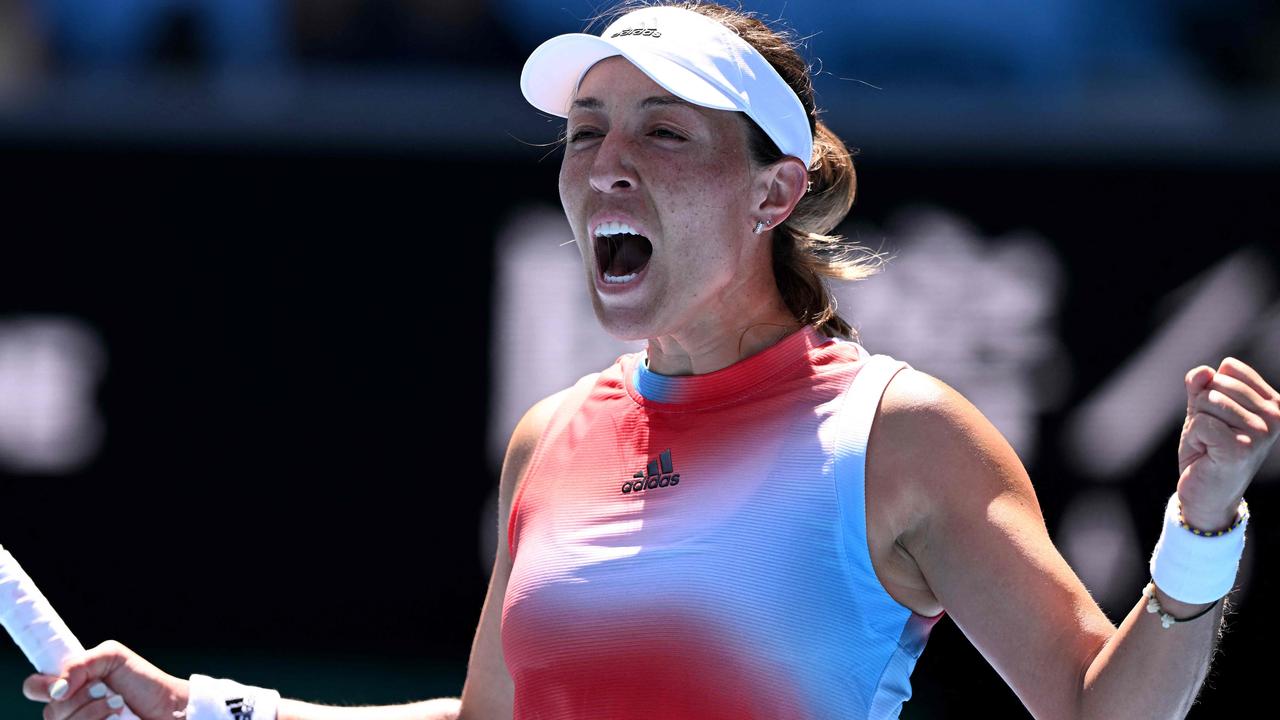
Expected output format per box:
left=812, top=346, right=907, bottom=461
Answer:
left=0, top=545, right=141, bottom=720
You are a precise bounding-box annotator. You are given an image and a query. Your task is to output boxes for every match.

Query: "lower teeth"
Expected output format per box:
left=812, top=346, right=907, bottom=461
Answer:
left=603, top=271, right=638, bottom=284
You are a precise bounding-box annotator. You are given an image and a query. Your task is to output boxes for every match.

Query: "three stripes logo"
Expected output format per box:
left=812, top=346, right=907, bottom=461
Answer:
left=226, top=697, right=256, bottom=720
left=622, top=448, right=680, bottom=494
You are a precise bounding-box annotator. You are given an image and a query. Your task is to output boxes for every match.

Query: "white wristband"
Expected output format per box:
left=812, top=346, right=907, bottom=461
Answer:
left=185, top=674, right=281, bottom=720
left=1149, top=492, right=1249, bottom=604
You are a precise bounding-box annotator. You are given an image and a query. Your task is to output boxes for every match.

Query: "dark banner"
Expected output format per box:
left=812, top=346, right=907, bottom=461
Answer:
left=0, top=140, right=1276, bottom=717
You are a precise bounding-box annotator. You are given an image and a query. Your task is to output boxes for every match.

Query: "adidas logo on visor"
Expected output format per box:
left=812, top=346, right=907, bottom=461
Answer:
left=610, top=26, right=661, bottom=39
left=519, top=5, right=814, bottom=166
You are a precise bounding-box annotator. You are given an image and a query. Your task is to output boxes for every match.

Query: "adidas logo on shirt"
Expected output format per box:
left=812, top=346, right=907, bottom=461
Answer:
left=622, top=449, right=680, bottom=494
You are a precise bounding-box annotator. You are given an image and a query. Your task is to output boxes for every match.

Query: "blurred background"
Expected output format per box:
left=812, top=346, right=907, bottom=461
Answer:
left=1, top=0, right=1278, bottom=717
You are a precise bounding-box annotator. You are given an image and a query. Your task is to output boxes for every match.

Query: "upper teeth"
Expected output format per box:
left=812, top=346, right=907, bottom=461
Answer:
left=594, top=221, right=641, bottom=238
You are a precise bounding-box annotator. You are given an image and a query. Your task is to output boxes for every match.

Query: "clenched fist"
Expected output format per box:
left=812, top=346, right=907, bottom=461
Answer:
left=1177, top=357, right=1280, bottom=531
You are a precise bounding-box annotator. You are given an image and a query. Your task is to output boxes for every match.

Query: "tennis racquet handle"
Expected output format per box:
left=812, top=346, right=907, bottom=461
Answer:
left=0, top=545, right=141, bottom=720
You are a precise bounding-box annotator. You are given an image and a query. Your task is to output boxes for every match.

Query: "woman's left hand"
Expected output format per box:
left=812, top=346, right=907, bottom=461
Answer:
left=1178, top=357, right=1280, bottom=530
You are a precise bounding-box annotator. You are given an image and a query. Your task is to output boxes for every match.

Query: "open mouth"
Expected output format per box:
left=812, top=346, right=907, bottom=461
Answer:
left=595, top=227, right=653, bottom=284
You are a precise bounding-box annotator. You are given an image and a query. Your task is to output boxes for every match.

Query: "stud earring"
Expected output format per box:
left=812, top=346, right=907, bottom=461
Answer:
left=752, top=219, right=772, bottom=234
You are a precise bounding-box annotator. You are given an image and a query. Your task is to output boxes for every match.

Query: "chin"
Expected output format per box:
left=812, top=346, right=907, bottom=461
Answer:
left=581, top=265, right=664, bottom=341
left=587, top=292, right=667, bottom=342
left=590, top=303, right=657, bottom=342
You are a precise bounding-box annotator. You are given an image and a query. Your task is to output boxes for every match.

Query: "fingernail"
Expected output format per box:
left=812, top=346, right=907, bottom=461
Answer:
left=49, top=678, right=69, bottom=701
left=89, top=682, right=108, bottom=699
left=107, top=695, right=125, bottom=709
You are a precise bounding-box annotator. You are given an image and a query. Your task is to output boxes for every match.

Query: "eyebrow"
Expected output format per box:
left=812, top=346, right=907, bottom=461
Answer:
left=569, top=95, right=693, bottom=111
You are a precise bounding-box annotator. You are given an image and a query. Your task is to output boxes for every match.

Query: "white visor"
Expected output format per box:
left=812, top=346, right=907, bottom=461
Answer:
left=520, top=6, right=814, bottom=168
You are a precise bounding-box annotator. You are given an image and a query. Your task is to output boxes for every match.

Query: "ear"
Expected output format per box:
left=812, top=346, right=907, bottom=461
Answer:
left=752, top=156, right=809, bottom=227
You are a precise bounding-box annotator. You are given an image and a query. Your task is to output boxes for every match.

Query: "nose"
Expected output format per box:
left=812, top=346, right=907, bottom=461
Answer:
left=588, top=131, right=638, bottom=194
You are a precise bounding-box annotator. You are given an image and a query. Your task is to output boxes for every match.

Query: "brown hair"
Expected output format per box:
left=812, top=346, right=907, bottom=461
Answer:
left=588, top=1, right=889, bottom=341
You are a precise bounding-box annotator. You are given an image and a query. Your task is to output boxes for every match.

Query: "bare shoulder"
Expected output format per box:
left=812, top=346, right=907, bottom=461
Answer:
left=507, top=387, right=576, bottom=468
left=873, top=366, right=1036, bottom=519
left=502, top=384, right=581, bottom=504
left=862, top=367, right=986, bottom=613
left=877, top=365, right=980, bottom=429
left=872, top=366, right=1116, bottom=718
left=865, top=367, right=989, bottom=547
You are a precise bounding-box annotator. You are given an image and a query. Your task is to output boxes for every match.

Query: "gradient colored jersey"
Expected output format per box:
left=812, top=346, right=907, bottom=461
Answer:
left=503, top=325, right=945, bottom=719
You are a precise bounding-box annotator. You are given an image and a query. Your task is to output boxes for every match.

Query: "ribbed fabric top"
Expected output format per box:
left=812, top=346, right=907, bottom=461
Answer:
left=629, top=325, right=835, bottom=408
left=503, top=325, right=943, bottom=719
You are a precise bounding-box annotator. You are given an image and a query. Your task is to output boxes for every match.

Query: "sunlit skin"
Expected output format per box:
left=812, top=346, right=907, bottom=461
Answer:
left=18, top=38, right=1280, bottom=720
left=559, top=55, right=810, bottom=376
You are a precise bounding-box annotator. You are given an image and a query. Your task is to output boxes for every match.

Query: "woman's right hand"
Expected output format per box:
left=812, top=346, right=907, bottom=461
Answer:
left=21, top=640, right=188, bottom=720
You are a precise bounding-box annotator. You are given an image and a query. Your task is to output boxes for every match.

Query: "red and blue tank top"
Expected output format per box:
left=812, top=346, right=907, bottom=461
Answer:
left=502, top=325, right=944, bottom=719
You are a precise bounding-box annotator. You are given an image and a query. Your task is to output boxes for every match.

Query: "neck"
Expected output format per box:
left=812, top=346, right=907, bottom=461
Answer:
left=644, top=305, right=804, bottom=376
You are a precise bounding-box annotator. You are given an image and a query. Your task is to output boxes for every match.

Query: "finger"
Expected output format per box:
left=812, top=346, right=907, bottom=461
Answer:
left=1192, top=383, right=1270, bottom=435
left=55, top=642, right=128, bottom=705
left=1186, top=411, right=1254, bottom=458
left=1186, top=366, right=1215, bottom=415
left=23, top=673, right=60, bottom=702
left=62, top=693, right=125, bottom=720
left=1217, top=356, right=1280, bottom=404
left=1209, top=372, right=1280, bottom=432
left=45, top=681, right=112, bottom=720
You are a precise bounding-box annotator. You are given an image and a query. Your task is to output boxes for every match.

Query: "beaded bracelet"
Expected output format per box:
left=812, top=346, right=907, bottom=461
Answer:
left=1176, top=497, right=1250, bottom=537
left=1143, top=581, right=1220, bottom=629
left=1151, top=492, right=1249, bottom=603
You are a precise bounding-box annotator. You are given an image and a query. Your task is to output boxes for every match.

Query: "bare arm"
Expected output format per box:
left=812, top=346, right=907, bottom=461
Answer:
left=1079, top=358, right=1274, bottom=718
left=277, top=698, right=461, bottom=720
left=1076, top=586, right=1228, bottom=720
left=879, top=365, right=1267, bottom=720
left=277, top=696, right=463, bottom=717
left=22, top=647, right=465, bottom=720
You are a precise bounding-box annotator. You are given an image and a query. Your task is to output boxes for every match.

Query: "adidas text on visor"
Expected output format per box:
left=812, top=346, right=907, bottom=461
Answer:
left=520, top=6, right=814, bottom=168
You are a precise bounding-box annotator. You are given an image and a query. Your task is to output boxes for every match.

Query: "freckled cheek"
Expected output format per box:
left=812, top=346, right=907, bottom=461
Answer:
left=558, top=152, right=596, bottom=196
left=666, top=162, right=747, bottom=214
left=660, top=192, right=741, bottom=243
left=557, top=165, right=581, bottom=210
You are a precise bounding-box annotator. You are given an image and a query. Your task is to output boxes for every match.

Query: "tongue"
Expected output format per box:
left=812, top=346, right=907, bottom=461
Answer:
left=607, top=234, right=652, bottom=276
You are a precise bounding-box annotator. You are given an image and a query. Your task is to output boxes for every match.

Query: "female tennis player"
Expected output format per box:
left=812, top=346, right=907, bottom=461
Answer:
left=21, top=2, right=1278, bottom=719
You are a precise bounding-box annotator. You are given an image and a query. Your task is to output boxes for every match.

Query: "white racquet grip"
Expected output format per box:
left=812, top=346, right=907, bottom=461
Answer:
left=0, top=544, right=141, bottom=719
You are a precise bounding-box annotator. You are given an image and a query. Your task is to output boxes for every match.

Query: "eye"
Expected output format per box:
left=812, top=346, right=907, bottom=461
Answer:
left=568, top=128, right=601, bottom=142
left=651, top=127, right=686, bottom=140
